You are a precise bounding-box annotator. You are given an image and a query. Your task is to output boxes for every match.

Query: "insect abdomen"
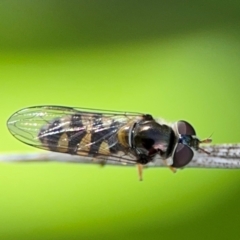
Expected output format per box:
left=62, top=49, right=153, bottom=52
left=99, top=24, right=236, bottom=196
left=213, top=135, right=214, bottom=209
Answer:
left=38, top=114, right=87, bottom=153
left=38, top=113, right=123, bottom=156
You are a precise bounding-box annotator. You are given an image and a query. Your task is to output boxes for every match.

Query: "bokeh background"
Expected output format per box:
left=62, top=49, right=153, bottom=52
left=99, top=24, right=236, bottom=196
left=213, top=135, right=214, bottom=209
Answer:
left=1, top=1, right=240, bottom=239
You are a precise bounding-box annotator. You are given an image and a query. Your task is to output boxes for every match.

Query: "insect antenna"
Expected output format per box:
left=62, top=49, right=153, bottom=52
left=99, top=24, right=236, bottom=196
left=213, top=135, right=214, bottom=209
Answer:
left=198, top=133, right=213, bottom=154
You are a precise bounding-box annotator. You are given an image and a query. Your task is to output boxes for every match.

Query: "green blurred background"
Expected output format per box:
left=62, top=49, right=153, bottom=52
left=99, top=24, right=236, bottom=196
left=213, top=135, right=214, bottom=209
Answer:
left=1, top=1, right=240, bottom=239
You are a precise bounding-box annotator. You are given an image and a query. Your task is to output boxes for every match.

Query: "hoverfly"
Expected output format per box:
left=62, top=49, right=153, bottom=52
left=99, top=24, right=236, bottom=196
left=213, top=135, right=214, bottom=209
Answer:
left=7, top=105, right=212, bottom=180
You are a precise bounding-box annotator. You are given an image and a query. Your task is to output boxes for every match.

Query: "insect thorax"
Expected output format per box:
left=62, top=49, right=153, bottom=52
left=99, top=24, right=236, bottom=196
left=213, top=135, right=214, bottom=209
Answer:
left=117, top=117, right=176, bottom=161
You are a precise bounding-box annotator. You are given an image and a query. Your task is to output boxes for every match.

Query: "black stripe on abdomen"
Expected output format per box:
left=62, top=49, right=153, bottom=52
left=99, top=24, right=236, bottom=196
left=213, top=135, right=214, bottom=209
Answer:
left=67, top=114, right=87, bottom=154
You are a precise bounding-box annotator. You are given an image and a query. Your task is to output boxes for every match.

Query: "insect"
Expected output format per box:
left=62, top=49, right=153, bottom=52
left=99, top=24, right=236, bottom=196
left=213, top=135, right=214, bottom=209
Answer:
left=7, top=105, right=212, bottom=180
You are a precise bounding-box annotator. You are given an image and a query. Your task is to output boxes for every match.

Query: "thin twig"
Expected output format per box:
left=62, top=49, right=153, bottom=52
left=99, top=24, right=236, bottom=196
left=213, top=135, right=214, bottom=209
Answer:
left=1, top=144, right=240, bottom=169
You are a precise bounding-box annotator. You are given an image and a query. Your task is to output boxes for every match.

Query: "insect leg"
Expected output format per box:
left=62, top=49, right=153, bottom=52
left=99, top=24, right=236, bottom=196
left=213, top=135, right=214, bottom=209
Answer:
left=137, top=164, right=143, bottom=181
left=163, top=160, right=177, bottom=173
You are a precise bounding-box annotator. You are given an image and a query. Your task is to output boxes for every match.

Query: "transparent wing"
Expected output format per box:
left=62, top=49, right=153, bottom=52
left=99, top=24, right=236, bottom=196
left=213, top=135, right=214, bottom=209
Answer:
left=7, top=105, right=144, bottom=164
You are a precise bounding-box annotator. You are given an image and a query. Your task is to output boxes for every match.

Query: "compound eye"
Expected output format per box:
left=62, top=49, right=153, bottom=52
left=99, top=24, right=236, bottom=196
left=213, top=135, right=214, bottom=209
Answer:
left=172, top=143, right=194, bottom=168
left=177, top=121, right=196, bottom=135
